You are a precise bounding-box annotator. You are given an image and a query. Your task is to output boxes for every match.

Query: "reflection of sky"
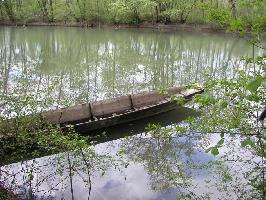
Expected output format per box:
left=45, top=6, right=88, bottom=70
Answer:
left=0, top=129, right=261, bottom=200
left=0, top=107, right=260, bottom=199
left=0, top=27, right=264, bottom=199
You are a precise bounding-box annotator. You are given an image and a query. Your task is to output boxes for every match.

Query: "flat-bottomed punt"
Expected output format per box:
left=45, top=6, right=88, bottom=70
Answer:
left=42, top=86, right=203, bottom=133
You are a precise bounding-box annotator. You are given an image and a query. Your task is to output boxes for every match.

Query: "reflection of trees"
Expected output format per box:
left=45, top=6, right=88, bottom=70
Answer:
left=0, top=127, right=264, bottom=199
left=120, top=126, right=265, bottom=199
left=0, top=27, right=256, bottom=110
left=198, top=132, right=265, bottom=199
left=0, top=147, right=122, bottom=200
left=120, top=127, right=207, bottom=198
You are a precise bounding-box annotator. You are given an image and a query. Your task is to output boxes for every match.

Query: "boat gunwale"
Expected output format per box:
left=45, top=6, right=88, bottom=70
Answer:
left=65, top=88, right=204, bottom=131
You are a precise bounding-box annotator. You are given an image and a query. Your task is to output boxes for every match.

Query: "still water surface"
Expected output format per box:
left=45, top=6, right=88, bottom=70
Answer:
left=0, top=27, right=263, bottom=199
left=1, top=108, right=260, bottom=199
left=0, top=26, right=260, bottom=108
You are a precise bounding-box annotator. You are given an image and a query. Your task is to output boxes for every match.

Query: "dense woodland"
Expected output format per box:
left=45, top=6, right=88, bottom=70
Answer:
left=0, top=0, right=265, bottom=27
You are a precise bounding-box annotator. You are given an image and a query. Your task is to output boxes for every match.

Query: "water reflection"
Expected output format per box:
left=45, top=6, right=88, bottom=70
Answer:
left=0, top=108, right=263, bottom=199
left=0, top=27, right=261, bottom=110
left=0, top=27, right=265, bottom=199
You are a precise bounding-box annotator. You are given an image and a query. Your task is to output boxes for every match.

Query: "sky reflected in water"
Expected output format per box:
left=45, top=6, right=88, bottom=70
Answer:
left=0, top=27, right=264, bottom=199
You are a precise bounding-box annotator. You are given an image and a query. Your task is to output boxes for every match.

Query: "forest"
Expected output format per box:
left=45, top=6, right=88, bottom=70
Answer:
left=0, top=0, right=265, bottom=27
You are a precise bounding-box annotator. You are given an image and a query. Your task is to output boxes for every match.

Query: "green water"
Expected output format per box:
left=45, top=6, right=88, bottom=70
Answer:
left=0, top=26, right=265, bottom=200
left=0, top=26, right=260, bottom=109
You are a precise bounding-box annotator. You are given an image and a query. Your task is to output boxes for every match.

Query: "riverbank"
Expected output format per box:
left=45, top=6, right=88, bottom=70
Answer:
left=4, top=21, right=265, bottom=41
left=0, top=21, right=226, bottom=33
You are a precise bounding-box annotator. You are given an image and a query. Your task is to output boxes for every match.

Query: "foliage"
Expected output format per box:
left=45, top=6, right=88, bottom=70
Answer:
left=186, top=64, right=266, bottom=198
left=0, top=0, right=265, bottom=26
left=200, top=0, right=266, bottom=157
left=180, top=0, right=266, bottom=195
left=208, top=8, right=231, bottom=27
left=0, top=81, right=89, bottom=165
left=0, top=187, right=17, bottom=200
left=0, top=115, right=89, bottom=166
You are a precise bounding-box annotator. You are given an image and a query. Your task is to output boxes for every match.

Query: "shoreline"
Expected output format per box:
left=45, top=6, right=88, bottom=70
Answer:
left=2, top=21, right=264, bottom=40
left=0, top=21, right=227, bottom=33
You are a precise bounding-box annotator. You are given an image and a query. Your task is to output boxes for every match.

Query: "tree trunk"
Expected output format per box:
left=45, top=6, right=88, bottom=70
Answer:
left=37, top=0, right=49, bottom=22
left=49, top=0, right=54, bottom=22
left=155, top=5, right=159, bottom=23
left=229, top=0, right=237, bottom=19
left=3, top=1, right=15, bottom=22
left=180, top=12, right=186, bottom=24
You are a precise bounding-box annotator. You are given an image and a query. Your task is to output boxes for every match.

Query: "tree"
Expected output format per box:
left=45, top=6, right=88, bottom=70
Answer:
left=186, top=0, right=266, bottom=197
left=1, top=0, right=15, bottom=22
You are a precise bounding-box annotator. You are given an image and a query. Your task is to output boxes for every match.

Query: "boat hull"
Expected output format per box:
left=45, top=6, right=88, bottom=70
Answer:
left=71, top=89, right=203, bottom=133
left=73, top=100, right=177, bottom=133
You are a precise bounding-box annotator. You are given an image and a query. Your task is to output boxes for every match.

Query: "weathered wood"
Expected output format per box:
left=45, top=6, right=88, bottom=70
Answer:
left=91, top=96, right=131, bottom=117
left=60, top=104, right=91, bottom=124
left=181, top=89, right=201, bottom=98
left=74, top=88, right=203, bottom=133
left=132, top=91, right=166, bottom=108
left=42, top=86, right=203, bottom=131
left=167, top=86, right=184, bottom=95
left=42, top=104, right=91, bottom=124
left=74, top=100, right=176, bottom=133
left=42, top=110, right=61, bottom=124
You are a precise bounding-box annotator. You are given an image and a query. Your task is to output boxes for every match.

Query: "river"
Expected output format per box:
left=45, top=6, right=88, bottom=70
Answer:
left=0, top=26, right=264, bottom=200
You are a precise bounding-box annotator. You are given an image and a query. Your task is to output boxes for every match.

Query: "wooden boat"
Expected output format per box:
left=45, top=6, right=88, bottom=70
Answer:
left=42, top=86, right=203, bottom=133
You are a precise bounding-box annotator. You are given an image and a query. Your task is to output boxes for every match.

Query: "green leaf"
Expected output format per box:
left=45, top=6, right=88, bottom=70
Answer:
left=205, top=147, right=212, bottom=153
left=256, top=182, right=266, bottom=190
left=211, top=147, right=219, bottom=156
left=28, top=173, right=34, bottom=181
left=220, top=101, right=228, bottom=109
left=241, top=138, right=255, bottom=148
left=246, top=94, right=260, bottom=102
left=246, top=76, right=263, bottom=92
left=206, top=147, right=219, bottom=156
left=217, top=138, right=224, bottom=146
left=170, top=96, right=185, bottom=106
